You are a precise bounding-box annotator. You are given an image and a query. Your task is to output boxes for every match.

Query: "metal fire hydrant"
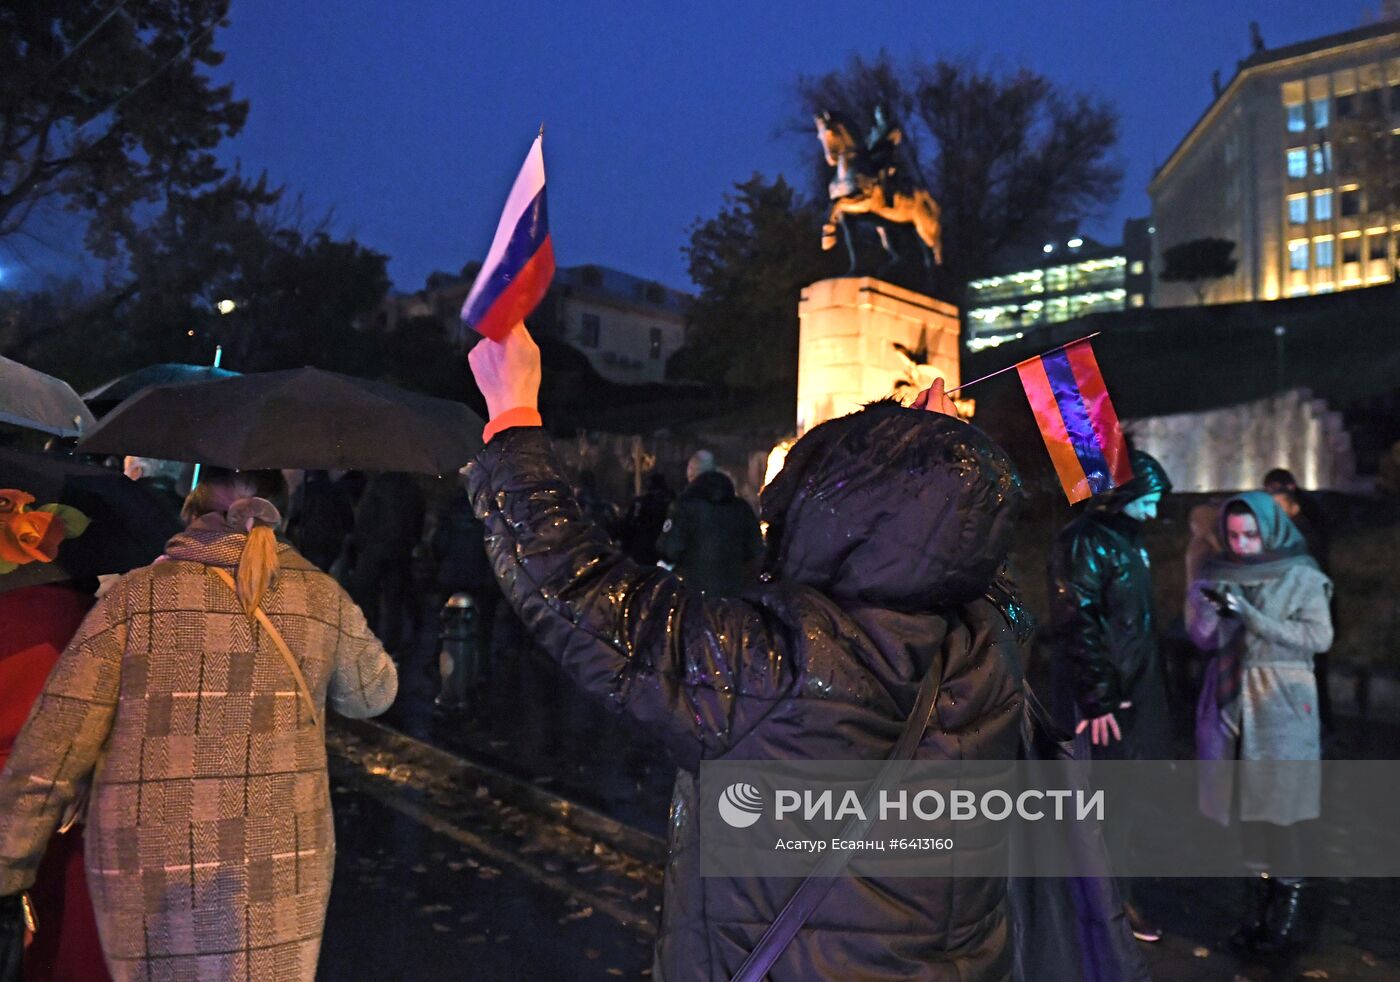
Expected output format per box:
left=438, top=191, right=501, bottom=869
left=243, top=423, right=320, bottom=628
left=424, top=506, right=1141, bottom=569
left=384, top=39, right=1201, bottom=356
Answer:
left=436, top=592, right=481, bottom=710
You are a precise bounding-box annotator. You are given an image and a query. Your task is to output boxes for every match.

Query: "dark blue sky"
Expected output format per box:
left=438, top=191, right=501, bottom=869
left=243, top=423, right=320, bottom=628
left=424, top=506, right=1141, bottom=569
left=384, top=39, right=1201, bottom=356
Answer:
left=3, top=1, right=1384, bottom=293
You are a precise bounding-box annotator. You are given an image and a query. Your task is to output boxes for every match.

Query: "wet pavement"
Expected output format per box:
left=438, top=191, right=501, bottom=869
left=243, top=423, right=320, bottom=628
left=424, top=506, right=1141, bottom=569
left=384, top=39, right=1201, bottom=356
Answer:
left=319, top=719, right=658, bottom=980
left=316, top=603, right=1400, bottom=980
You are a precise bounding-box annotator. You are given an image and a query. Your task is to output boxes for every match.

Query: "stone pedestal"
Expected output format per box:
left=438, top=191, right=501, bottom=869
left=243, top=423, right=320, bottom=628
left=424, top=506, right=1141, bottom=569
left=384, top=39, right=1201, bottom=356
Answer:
left=795, top=276, right=963, bottom=435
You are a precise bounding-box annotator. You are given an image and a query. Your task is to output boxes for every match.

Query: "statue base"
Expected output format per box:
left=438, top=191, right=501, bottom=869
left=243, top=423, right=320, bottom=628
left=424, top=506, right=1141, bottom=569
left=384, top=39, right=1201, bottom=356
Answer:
left=795, top=276, right=964, bottom=436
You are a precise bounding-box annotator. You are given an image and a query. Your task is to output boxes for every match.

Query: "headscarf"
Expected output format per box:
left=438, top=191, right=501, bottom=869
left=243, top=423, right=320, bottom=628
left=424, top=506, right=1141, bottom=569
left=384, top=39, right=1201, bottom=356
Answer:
left=1198, top=490, right=1317, bottom=583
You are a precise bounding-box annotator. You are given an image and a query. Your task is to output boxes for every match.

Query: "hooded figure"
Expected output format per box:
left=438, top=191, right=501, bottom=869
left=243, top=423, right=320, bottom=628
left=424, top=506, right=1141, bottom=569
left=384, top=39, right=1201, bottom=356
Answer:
left=467, top=401, right=1031, bottom=980
left=1047, top=450, right=1173, bottom=760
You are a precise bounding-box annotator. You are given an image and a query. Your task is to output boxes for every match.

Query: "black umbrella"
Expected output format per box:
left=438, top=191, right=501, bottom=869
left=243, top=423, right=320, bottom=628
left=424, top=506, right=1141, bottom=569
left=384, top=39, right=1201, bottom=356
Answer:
left=0, top=449, right=180, bottom=592
left=83, top=363, right=241, bottom=416
left=79, top=367, right=485, bottom=474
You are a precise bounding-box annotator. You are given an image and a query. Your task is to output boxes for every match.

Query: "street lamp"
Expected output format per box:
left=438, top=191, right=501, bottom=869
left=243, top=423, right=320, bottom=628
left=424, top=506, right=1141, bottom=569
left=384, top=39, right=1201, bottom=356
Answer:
left=192, top=298, right=238, bottom=488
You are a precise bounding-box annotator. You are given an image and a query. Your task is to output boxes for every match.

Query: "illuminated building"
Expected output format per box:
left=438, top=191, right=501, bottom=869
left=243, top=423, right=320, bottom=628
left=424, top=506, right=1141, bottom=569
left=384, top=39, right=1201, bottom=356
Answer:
left=1150, top=19, right=1400, bottom=307
left=964, top=220, right=1153, bottom=350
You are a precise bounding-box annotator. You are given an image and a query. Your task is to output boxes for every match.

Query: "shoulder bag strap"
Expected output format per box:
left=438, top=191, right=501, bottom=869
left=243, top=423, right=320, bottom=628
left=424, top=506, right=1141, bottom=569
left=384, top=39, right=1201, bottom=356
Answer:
left=210, top=567, right=322, bottom=731
left=730, top=643, right=947, bottom=982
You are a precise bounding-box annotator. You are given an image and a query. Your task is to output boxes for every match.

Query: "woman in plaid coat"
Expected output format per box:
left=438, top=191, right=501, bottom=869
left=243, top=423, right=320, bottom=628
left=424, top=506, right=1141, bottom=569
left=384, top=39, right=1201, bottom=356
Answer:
left=0, top=469, right=398, bottom=981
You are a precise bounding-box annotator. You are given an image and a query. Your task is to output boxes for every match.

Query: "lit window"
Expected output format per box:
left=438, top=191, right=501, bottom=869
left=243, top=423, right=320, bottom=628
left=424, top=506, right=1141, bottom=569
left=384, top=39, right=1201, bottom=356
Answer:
left=1313, top=190, right=1333, bottom=221
left=1130, top=294, right=1145, bottom=308
left=1287, top=148, right=1308, bottom=178
left=1289, top=242, right=1309, bottom=270
left=1288, top=196, right=1308, bottom=224
left=1287, top=103, right=1306, bottom=132
left=580, top=312, right=601, bottom=348
left=1314, top=238, right=1334, bottom=267
left=1130, top=260, right=1145, bottom=275
left=1312, top=143, right=1332, bottom=175
left=1312, top=97, right=1330, bottom=128
left=649, top=327, right=662, bottom=360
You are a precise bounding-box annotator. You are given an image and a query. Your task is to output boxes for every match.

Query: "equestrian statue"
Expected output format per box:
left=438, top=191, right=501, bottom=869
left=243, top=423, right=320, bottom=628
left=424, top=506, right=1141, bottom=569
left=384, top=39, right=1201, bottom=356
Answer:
left=814, top=106, right=943, bottom=274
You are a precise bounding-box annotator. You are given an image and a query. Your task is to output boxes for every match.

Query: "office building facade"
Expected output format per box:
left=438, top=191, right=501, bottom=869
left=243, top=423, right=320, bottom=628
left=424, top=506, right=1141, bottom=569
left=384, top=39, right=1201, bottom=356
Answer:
left=964, top=220, right=1153, bottom=349
left=1150, top=21, right=1400, bottom=307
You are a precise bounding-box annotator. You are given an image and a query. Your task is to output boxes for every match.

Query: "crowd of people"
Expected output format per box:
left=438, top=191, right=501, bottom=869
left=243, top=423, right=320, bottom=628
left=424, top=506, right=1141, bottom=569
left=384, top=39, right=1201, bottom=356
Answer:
left=0, top=319, right=1342, bottom=981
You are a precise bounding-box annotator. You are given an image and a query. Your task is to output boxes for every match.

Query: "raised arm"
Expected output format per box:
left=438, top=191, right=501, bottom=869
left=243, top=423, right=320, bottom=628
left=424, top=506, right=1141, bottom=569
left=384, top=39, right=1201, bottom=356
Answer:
left=466, top=325, right=795, bottom=768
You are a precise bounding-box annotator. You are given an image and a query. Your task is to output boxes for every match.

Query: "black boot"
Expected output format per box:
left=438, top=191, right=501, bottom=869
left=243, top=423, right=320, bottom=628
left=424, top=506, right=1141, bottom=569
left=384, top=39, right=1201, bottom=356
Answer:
left=1252, top=879, right=1311, bottom=955
left=1123, top=900, right=1162, bottom=943
left=1228, top=874, right=1273, bottom=951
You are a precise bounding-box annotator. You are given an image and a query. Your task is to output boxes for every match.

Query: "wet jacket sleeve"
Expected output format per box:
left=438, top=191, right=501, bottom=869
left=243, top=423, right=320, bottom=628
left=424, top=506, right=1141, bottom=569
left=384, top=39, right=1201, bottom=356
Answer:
left=466, top=427, right=795, bottom=769
left=328, top=588, right=399, bottom=718
left=1049, top=530, right=1124, bottom=718
left=0, top=589, right=125, bottom=896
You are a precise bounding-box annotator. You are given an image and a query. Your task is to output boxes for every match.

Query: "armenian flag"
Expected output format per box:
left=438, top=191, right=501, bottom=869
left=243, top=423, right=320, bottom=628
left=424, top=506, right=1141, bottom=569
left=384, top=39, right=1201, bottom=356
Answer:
left=1015, top=338, right=1133, bottom=503
left=460, top=131, right=555, bottom=342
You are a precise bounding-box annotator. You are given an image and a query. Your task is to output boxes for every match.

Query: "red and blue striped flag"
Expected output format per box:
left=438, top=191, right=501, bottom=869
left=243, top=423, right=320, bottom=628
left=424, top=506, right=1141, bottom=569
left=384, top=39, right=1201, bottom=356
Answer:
left=1016, top=338, right=1133, bottom=503
left=460, top=132, right=555, bottom=342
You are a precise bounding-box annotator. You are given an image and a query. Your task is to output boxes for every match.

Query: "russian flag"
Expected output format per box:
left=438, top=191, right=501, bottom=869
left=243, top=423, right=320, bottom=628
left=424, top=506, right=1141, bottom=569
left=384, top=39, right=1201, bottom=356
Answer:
left=1016, top=338, right=1134, bottom=504
left=461, top=132, right=555, bottom=342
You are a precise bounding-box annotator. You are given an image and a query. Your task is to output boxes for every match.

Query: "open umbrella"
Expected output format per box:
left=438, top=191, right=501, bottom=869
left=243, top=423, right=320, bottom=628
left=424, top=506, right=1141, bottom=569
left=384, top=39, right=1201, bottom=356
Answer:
left=83, top=363, right=241, bottom=416
left=0, top=355, right=97, bottom=437
left=0, top=449, right=180, bottom=592
left=79, top=367, right=484, bottom=474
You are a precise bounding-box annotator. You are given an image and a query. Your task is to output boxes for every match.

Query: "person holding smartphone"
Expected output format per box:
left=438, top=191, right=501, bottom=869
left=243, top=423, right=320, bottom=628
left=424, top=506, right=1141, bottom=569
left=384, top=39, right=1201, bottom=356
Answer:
left=1187, top=492, right=1333, bottom=955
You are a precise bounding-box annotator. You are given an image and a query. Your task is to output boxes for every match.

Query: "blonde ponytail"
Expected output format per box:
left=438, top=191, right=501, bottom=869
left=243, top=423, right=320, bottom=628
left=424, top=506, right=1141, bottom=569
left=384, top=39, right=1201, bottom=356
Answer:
left=223, top=495, right=285, bottom=617
left=236, top=523, right=280, bottom=616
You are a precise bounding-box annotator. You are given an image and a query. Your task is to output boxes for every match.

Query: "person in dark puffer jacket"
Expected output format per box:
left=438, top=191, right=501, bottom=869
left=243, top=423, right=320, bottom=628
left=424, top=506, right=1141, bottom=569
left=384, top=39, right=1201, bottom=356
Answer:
left=464, top=325, right=1046, bottom=981
left=1047, top=449, right=1173, bottom=943
left=657, top=450, right=762, bottom=598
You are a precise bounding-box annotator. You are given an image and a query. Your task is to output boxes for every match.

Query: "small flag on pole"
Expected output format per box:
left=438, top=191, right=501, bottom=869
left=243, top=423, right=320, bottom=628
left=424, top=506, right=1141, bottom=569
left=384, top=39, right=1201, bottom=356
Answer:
left=1015, top=338, right=1133, bottom=504
left=460, top=131, right=555, bottom=342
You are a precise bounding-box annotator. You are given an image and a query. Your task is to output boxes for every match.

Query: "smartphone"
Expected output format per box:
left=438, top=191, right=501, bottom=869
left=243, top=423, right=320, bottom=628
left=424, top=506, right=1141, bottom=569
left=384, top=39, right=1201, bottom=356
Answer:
left=1199, top=586, right=1234, bottom=615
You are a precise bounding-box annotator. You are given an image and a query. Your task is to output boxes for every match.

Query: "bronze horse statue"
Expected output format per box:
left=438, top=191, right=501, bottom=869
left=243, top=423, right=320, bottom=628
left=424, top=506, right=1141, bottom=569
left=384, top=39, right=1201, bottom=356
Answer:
left=815, top=109, right=943, bottom=273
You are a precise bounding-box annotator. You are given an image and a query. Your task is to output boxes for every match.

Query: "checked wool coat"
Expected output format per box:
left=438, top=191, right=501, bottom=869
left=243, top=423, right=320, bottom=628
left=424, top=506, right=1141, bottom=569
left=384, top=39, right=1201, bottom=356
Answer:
left=0, top=524, right=397, bottom=981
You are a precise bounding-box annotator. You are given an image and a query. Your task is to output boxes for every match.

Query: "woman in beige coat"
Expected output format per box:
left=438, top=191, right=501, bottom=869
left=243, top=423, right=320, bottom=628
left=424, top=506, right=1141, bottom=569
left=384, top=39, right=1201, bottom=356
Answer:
left=1187, top=490, right=1332, bottom=956
left=0, top=468, right=397, bottom=981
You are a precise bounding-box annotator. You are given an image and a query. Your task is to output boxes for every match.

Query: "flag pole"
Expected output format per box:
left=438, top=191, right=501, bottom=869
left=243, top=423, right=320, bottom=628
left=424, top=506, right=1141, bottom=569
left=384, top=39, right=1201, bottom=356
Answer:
left=944, top=332, right=1102, bottom=396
